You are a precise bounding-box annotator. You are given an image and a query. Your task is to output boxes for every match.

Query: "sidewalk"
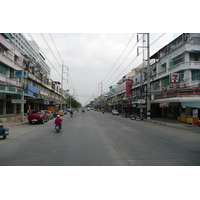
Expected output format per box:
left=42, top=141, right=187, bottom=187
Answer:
left=0, top=120, right=28, bottom=129
left=147, top=117, right=198, bottom=127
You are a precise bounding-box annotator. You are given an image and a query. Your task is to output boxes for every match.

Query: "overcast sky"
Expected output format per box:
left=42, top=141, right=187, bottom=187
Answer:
left=3, top=1, right=194, bottom=106
left=24, top=33, right=180, bottom=105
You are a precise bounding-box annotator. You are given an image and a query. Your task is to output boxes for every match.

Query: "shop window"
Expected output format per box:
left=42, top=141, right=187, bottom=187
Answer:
left=6, top=101, right=14, bottom=114
left=16, top=104, right=21, bottom=114
left=0, top=100, right=3, bottom=114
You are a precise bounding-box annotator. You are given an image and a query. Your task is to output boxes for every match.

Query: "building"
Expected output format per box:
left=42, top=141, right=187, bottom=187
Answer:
left=107, top=33, right=200, bottom=123
left=0, top=33, right=64, bottom=122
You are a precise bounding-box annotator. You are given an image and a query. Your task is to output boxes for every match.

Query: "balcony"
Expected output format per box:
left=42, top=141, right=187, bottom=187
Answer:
left=168, top=61, right=200, bottom=73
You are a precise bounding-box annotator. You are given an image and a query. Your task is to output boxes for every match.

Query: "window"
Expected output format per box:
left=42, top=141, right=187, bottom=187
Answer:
left=161, top=77, right=169, bottom=87
left=173, top=54, right=185, bottom=65
left=8, top=87, right=15, bottom=92
left=190, top=53, right=200, bottom=61
left=0, top=85, right=5, bottom=90
left=0, top=64, right=7, bottom=76
left=192, top=71, right=200, bottom=81
left=161, top=63, right=166, bottom=71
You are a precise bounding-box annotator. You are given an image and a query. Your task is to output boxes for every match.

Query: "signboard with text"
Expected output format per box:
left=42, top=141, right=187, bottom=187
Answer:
left=126, top=79, right=131, bottom=98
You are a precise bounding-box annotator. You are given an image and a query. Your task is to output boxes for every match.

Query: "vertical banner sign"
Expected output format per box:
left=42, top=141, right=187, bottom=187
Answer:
left=126, top=79, right=131, bottom=98
left=171, top=73, right=179, bottom=83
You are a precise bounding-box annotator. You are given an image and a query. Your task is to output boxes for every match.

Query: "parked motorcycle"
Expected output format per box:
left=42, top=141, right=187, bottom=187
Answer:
left=130, top=114, right=145, bottom=120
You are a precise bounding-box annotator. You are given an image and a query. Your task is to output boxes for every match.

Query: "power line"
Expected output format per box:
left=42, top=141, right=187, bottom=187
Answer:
left=48, top=33, right=63, bottom=61
left=27, top=33, right=62, bottom=78
left=102, top=33, right=135, bottom=83
left=40, top=33, right=62, bottom=69
left=104, top=33, right=169, bottom=88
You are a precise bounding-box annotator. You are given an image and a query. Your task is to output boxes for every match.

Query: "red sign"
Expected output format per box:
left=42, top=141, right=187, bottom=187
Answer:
left=171, top=73, right=179, bottom=83
left=124, top=105, right=132, bottom=107
left=126, top=79, right=131, bottom=98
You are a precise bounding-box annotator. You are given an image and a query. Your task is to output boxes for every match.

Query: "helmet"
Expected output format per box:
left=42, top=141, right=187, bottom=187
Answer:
left=57, top=115, right=60, bottom=118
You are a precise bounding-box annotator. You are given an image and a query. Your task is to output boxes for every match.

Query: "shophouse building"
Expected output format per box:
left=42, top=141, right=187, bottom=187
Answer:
left=0, top=33, right=63, bottom=122
left=108, top=33, right=200, bottom=124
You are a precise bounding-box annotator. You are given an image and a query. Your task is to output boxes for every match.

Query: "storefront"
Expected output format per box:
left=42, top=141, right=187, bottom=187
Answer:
left=151, top=97, right=200, bottom=124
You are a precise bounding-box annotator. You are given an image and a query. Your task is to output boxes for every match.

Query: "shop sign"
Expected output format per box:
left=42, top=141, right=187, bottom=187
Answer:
left=171, top=73, right=180, bottom=83
left=138, top=99, right=146, bottom=104
left=159, top=102, right=169, bottom=108
left=14, top=70, right=28, bottom=78
left=126, top=79, right=131, bottom=98
left=170, top=84, right=180, bottom=88
left=11, top=99, right=26, bottom=104
left=124, top=105, right=132, bottom=107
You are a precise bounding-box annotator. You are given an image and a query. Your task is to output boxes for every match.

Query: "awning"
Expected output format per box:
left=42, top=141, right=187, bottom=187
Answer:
left=181, top=102, right=200, bottom=109
left=151, top=96, right=200, bottom=103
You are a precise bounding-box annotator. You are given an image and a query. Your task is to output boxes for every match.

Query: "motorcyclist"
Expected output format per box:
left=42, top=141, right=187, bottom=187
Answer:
left=70, top=110, right=73, bottom=117
left=54, top=115, right=63, bottom=129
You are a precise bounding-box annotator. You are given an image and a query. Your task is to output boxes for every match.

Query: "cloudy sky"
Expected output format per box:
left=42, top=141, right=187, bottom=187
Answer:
left=24, top=33, right=180, bottom=105
left=4, top=1, right=195, bottom=106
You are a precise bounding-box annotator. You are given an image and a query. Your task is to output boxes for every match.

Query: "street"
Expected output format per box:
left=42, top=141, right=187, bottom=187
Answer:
left=0, top=110, right=200, bottom=166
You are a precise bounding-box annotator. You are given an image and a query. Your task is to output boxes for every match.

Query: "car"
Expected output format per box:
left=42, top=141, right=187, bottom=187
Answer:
left=28, top=110, right=48, bottom=124
left=43, top=110, right=54, bottom=120
left=112, top=110, right=119, bottom=115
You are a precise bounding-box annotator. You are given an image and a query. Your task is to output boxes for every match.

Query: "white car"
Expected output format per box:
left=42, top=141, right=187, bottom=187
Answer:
left=112, top=110, right=119, bottom=115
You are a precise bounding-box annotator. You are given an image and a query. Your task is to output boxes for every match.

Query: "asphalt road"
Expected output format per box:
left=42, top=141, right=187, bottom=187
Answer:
left=0, top=111, right=200, bottom=166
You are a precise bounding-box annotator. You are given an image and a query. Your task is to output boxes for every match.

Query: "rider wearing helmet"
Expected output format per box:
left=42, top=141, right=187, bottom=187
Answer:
left=54, top=115, right=63, bottom=129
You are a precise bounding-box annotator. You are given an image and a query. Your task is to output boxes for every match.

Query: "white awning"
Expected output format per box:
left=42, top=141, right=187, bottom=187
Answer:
left=151, top=96, right=200, bottom=103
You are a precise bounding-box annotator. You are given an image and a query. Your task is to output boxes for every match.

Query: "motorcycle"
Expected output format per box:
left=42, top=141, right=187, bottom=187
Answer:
left=55, top=124, right=61, bottom=132
left=130, top=114, right=140, bottom=120
left=130, top=114, right=145, bottom=121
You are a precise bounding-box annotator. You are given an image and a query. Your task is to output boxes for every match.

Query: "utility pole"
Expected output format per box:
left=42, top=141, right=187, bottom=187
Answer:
left=61, top=61, right=63, bottom=111
left=61, top=62, right=69, bottom=111
left=147, top=33, right=151, bottom=119
left=21, top=61, right=25, bottom=122
left=137, top=33, right=151, bottom=119
left=101, top=82, right=103, bottom=111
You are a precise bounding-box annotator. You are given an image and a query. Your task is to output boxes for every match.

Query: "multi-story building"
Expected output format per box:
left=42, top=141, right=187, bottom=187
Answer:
left=108, top=33, right=200, bottom=124
left=0, top=33, right=63, bottom=122
left=0, top=33, right=24, bottom=121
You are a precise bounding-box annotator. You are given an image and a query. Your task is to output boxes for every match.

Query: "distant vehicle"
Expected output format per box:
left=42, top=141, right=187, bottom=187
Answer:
left=28, top=110, right=48, bottom=124
left=43, top=110, right=54, bottom=120
left=87, top=107, right=90, bottom=111
left=112, top=110, right=119, bottom=115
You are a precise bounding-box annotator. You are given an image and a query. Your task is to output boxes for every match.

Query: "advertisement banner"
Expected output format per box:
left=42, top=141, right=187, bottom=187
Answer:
left=126, top=79, right=131, bottom=98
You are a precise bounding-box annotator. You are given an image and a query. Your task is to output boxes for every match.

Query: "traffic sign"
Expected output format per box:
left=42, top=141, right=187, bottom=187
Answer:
left=11, top=99, right=26, bottom=104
